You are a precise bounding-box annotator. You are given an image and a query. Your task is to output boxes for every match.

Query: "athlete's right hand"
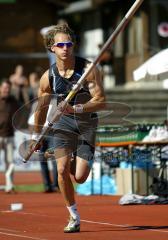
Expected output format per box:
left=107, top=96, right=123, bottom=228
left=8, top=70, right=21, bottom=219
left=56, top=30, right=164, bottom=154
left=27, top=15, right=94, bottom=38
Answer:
left=28, top=140, right=42, bottom=153
left=19, top=139, right=43, bottom=163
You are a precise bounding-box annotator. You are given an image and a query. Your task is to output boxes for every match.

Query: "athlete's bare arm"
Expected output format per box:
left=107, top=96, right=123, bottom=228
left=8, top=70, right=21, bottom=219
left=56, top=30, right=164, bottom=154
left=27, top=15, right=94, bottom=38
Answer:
left=34, top=70, right=52, bottom=134
left=83, top=64, right=106, bottom=112
left=57, top=63, right=106, bottom=115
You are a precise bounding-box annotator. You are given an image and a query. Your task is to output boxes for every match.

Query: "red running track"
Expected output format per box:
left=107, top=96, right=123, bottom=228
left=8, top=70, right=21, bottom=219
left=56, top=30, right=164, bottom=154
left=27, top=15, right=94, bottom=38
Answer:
left=0, top=191, right=168, bottom=240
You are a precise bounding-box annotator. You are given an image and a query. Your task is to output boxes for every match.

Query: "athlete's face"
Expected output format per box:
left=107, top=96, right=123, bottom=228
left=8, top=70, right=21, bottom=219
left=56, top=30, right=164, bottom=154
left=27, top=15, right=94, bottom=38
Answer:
left=51, top=33, right=74, bottom=60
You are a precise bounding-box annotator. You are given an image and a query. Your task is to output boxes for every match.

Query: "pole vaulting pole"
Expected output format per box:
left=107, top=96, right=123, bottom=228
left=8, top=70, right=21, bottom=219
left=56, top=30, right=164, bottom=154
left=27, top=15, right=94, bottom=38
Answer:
left=65, top=0, right=144, bottom=102
left=23, top=0, right=144, bottom=162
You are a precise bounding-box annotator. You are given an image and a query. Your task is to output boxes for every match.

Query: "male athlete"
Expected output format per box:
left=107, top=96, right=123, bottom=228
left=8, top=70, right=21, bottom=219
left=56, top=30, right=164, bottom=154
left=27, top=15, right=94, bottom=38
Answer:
left=30, top=23, right=106, bottom=233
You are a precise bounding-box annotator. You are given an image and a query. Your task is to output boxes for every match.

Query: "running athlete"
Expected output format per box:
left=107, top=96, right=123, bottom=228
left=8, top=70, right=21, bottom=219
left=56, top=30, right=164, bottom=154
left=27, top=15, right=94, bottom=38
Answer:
left=30, top=23, right=106, bottom=233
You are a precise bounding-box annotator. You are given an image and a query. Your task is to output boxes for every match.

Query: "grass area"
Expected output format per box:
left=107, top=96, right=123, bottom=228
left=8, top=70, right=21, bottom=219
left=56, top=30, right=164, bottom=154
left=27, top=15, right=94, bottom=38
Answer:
left=14, top=183, right=78, bottom=193
left=15, top=184, right=44, bottom=192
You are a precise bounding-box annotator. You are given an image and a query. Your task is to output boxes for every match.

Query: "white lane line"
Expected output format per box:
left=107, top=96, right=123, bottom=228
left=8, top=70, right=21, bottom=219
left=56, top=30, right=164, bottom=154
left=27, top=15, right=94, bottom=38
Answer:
left=0, top=227, right=25, bottom=233
left=17, top=212, right=49, bottom=217
left=81, top=219, right=128, bottom=228
left=0, top=231, right=47, bottom=240
left=14, top=212, right=168, bottom=234
left=81, top=219, right=168, bottom=234
left=2, top=210, right=168, bottom=234
left=1, top=210, right=49, bottom=217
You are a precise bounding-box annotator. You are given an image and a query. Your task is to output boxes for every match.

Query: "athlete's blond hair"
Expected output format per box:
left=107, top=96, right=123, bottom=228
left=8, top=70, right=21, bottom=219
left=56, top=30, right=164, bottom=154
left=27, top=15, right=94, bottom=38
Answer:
left=44, top=23, right=75, bottom=52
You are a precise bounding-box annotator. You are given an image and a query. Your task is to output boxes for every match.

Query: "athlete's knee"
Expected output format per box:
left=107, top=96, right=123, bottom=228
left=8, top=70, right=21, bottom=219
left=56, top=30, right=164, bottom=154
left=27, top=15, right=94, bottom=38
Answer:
left=74, top=167, right=90, bottom=184
left=57, top=166, right=69, bottom=180
left=74, top=175, right=87, bottom=184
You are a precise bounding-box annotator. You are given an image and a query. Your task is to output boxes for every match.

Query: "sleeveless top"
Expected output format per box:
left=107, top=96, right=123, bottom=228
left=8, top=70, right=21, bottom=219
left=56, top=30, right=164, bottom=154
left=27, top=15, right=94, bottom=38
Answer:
left=49, top=56, right=97, bottom=120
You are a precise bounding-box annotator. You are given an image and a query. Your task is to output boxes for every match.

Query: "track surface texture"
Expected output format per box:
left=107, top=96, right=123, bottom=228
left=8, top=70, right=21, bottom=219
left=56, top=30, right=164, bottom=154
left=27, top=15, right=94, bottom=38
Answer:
left=0, top=172, right=168, bottom=240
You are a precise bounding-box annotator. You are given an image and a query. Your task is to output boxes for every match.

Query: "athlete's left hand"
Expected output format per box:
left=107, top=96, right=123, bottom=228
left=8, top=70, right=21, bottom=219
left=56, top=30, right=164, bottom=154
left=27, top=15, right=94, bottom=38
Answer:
left=57, top=101, right=74, bottom=114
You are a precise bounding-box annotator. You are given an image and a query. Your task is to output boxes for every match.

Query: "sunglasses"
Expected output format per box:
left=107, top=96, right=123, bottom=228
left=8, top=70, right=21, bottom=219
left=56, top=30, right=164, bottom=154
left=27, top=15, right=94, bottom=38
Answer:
left=53, top=41, right=74, bottom=48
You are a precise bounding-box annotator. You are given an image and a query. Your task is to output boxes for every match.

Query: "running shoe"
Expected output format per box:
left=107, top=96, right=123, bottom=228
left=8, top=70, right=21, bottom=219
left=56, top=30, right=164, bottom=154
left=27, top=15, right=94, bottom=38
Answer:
left=64, top=216, right=80, bottom=233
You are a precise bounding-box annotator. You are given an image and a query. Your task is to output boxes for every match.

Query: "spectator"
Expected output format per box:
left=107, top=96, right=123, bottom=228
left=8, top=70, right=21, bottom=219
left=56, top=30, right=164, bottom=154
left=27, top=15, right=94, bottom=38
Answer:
left=27, top=99, right=59, bottom=193
left=28, top=72, right=40, bottom=100
left=9, top=64, right=29, bottom=105
left=9, top=65, right=30, bottom=129
left=39, top=137, right=59, bottom=193
left=0, top=79, right=19, bottom=193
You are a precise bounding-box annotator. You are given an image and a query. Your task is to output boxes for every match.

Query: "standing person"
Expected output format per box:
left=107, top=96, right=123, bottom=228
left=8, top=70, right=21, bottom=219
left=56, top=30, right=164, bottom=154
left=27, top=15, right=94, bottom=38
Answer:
left=39, top=136, right=59, bottom=193
left=0, top=79, right=19, bottom=193
left=29, top=23, right=106, bottom=233
left=9, top=64, right=29, bottom=105
left=9, top=64, right=30, bottom=129
left=28, top=99, right=59, bottom=193
left=28, top=72, right=40, bottom=100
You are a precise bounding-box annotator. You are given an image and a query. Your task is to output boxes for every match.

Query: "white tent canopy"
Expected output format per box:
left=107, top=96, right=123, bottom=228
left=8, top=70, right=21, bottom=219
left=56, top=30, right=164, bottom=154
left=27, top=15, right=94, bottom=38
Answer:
left=133, top=48, right=168, bottom=81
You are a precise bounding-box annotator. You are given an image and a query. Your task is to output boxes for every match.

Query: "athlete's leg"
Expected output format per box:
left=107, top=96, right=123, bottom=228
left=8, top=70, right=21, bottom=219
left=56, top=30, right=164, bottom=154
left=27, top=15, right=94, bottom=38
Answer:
left=71, top=138, right=95, bottom=184
left=72, top=115, right=97, bottom=184
left=55, top=147, right=80, bottom=233
left=72, top=156, right=90, bottom=184
left=51, top=117, right=86, bottom=232
left=55, top=147, right=75, bottom=206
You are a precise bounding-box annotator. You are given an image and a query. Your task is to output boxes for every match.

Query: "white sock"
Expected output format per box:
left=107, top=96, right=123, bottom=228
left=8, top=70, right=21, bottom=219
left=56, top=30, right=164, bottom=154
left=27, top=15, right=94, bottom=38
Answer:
left=67, top=204, right=80, bottom=221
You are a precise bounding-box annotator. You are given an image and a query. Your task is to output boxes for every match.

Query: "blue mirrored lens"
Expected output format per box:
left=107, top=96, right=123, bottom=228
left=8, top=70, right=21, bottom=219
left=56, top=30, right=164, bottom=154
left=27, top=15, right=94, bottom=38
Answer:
left=66, top=42, right=73, bottom=47
left=56, top=42, right=73, bottom=48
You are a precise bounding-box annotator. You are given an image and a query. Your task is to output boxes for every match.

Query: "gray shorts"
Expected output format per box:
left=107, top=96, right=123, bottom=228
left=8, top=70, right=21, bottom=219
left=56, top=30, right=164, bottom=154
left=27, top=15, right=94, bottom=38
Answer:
left=49, top=113, right=98, bottom=165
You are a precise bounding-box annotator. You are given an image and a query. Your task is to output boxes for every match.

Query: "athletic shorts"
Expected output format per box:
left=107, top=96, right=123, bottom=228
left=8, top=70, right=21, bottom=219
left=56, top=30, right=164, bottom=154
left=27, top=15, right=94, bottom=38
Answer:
left=49, top=113, right=98, bottom=166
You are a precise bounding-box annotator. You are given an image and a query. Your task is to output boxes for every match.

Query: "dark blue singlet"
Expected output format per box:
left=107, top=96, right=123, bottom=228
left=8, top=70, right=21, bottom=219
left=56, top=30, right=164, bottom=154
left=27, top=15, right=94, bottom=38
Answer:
left=48, top=56, right=98, bottom=164
left=49, top=56, right=94, bottom=112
